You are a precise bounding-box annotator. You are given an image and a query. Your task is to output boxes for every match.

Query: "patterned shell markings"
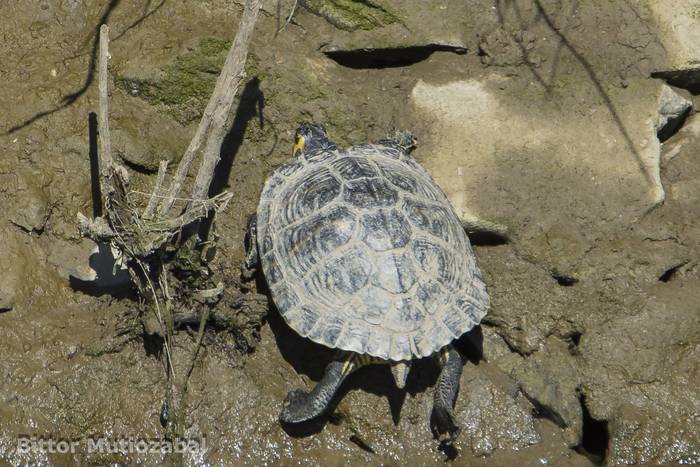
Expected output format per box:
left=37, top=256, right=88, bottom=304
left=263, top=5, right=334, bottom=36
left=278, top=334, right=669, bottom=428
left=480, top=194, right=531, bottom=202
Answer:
left=257, top=143, right=489, bottom=361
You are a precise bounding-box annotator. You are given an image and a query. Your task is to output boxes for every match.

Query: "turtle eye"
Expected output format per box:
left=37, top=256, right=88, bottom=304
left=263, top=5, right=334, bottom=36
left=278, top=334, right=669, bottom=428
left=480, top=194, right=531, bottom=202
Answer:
left=293, top=135, right=305, bottom=157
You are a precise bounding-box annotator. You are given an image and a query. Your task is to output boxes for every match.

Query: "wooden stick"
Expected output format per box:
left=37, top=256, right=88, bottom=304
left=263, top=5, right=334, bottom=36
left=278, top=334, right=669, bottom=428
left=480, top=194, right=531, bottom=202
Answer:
left=143, top=160, right=169, bottom=219
left=98, top=24, right=113, bottom=198
left=159, top=0, right=261, bottom=215
left=191, top=0, right=261, bottom=202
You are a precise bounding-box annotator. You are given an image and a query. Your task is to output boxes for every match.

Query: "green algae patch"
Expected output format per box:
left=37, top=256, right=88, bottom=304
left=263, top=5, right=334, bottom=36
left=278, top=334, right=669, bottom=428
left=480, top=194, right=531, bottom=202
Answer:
left=115, top=38, right=238, bottom=124
left=303, top=0, right=399, bottom=31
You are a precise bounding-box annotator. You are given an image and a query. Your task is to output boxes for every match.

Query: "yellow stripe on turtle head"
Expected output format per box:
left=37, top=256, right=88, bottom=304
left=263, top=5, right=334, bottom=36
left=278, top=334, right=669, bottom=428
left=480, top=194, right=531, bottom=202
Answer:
left=292, top=135, right=305, bottom=157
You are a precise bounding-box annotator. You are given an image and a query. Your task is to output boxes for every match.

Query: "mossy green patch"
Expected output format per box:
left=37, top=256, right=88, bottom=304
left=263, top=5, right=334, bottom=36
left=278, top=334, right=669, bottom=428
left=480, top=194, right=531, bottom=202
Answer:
left=115, top=37, right=257, bottom=125
left=303, top=0, right=399, bottom=31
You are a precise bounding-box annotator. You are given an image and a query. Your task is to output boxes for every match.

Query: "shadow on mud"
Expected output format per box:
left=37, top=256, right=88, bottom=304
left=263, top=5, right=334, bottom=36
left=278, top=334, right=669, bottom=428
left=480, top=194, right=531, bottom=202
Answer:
left=199, top=77, right=266, bottom=241
left=324, top=45, right=466, bottom=69
left=5, top=0, right=168, bottom=135
left=69, top=242, right=134, bottom=299
left=494, top=0, right=653, bottom=187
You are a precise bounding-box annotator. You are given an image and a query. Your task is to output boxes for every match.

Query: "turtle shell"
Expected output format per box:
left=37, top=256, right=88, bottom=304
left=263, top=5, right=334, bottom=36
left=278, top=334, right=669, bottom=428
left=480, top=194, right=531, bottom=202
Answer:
left=257, top=142, right=489, bottom=361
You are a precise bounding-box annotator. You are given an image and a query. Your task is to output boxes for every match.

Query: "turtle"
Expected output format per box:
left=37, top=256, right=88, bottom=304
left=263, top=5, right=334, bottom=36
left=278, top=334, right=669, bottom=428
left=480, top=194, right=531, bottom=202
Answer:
left=243, top=123, right=490, bottom=443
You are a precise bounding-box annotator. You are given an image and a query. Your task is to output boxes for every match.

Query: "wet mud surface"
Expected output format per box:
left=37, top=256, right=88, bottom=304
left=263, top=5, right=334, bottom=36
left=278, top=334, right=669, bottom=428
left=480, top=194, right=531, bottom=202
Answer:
left=1, top=0, right=699, bottom=465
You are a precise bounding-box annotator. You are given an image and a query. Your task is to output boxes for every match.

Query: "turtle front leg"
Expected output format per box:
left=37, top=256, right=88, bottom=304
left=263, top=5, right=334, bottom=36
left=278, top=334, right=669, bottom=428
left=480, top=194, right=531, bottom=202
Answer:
left=431, top=345, right=464, bottom=444
left=280, top=353, right=359, bottom=423
left=374, top=130, right=416, bottom=153
left=241, top=214, right=259, bottom=280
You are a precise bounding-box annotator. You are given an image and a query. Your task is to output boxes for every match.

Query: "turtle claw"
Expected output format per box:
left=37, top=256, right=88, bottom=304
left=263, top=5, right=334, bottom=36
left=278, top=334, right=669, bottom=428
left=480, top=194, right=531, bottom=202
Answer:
left=280, top=389, right=314, bottom=424
left=280, top=358, right=351, bottom=425
left=241, top=214, right=259, bottom=281
left=431, top=406, right=461, bottom=445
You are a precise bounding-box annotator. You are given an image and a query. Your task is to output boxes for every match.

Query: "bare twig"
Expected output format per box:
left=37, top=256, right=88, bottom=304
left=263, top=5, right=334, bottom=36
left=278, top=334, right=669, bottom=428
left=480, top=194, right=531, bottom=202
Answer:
left=97, top=25, right=132, bottom=231
left=138, top=193, right=233, bottom=253
left=278, top=0, right=298, bottom=33
left=143, top=160, right=169, bottom=219
left=157, top=269, right=177, bottom=380
left=135, top=259, right=175, bottom=381
left=168, top=193, right=233, bottom=229
left=184, top=307, right=210, bottom=386
left=159, top=0, right=261, bottom=215
left=98, top=24, right=113, bottom=199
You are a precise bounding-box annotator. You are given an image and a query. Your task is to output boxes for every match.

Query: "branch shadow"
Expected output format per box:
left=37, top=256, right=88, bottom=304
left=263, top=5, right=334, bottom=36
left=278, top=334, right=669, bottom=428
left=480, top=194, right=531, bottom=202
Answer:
left=88, top=112, right=102, bottom=218
left=208, top=77, right=265, bottom=198
left=69, top=242, right=134, bottom=298
left=494, top=0, right=653, bottom=187
left=4, top=0, right=167, bottom=135
left=197, top=77, right=266, bottom=241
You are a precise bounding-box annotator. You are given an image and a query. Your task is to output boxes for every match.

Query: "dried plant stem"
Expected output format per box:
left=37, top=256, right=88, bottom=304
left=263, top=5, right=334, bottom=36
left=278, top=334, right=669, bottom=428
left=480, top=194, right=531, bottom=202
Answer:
left=159, top=0, right=261, bottom=215
left=278, top=0, right=298, bottom=33
left=185, top=307, right=210, bottom=385
left=143, top=160, right=169, bottom=219
left=98, top=24, right=113, bottom=189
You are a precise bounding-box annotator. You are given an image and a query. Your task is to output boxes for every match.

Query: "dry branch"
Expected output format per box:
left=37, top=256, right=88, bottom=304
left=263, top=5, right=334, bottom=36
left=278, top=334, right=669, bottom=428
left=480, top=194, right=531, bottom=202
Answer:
left=143, top=160, right=169, bottom=219
left=159, top=0, right=261, bottom=215
left=81, top=2, right=261, bottom=449
left=98, top=24, right=113, bottom=188
left=87, top=1, right=260, bottom=282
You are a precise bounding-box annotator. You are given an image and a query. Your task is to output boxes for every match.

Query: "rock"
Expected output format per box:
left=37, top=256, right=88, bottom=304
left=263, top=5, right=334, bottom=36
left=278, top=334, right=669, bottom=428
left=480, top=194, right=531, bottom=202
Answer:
left=47, top=238, right=131, bottom=294
left=579, top=279, right=700, bottom=464
left=0, top=274, right=17, bottom=312
left=113, top=36, right=235, bottom=127
left=477, top=245, right=572, bottom=355
left=661, top=112, right=700, bottom=165
left=655, top=84, right=691, bottom=141
left=513, top=338, right=583, bottom=446
left=303, top=0, right=400, bottom=32
left=480, top=325, right=519, bottom=364
left=411, top=77, right=679, bottom=229
left=660, top=116, right=700, bottom=245
left=456, top=368, right=540, bottom=456
left=0, top=228, right=26, bottom=312
left=300, top=0, right=487, bottom=57
left=111, top=92, right=189, bottom=172
left=9, top=174, right=49, bottom=233
left=608, top=401, right=700, bottom=465
left=478, top=28, right=541, bottom=68
left=650, top=1, right=700, bottom=90
left=47, top=238, right=99, bottom=282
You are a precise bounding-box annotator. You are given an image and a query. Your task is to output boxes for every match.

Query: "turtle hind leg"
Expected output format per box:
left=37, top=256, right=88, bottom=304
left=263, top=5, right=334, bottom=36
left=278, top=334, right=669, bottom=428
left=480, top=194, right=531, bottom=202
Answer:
left=280, top=353, right=360, bottom=424
left=241, top=214, right=259, bottom=280
left=430, top=345, right=464, bottom=445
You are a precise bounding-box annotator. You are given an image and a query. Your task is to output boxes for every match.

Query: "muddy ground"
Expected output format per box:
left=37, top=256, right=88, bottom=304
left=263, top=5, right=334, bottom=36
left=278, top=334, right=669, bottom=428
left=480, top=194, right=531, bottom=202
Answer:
left=1, top=0, right=699, bottom=465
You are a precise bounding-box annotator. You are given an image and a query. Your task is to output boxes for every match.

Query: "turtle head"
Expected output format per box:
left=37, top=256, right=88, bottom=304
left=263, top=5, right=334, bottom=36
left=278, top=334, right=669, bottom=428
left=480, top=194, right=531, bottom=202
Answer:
left=293, top=123, right=333, bottom=157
